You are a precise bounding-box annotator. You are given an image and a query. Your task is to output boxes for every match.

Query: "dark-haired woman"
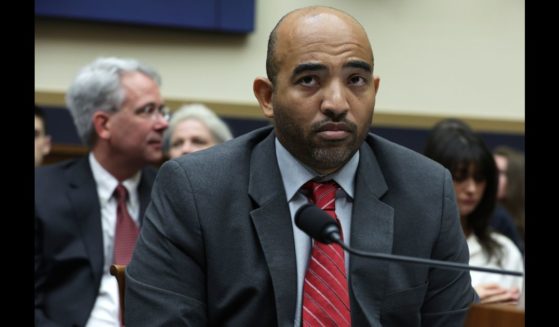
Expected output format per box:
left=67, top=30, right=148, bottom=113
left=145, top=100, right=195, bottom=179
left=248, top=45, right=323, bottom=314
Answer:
left=425, top=125, right=523, bottom=304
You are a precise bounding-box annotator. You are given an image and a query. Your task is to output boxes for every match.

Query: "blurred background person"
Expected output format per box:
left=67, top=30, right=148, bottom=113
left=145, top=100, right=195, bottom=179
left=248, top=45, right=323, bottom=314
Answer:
left=35, top=57, right=168, bottom=326
left=424, top=123, right=524, bottom=304
left=35, top=105, right=52, bottom=167
left=490, top=145, right=525, bottom=254
left=424, top=117, right=473, bottom=139
left=494, top=146, right=525, bottom=245
left=425, top=118, right=523, bottom=253
left=163, top=103, right=233, bottom=159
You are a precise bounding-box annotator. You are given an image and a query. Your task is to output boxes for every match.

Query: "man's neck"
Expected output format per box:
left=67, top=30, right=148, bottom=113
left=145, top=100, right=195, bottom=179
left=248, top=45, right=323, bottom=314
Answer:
left=91, top=148, right=143, bottom=182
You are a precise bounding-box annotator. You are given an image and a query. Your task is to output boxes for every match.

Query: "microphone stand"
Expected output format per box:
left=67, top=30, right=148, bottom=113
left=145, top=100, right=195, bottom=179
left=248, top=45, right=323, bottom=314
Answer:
left=331, top=238, right=523, bottom=277
left=297, top=203, right=523, bottom=277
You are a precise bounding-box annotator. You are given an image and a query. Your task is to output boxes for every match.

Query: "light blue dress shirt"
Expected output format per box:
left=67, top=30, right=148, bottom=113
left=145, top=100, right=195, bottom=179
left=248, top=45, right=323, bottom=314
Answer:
left=274, top=138, right=359, bottom=326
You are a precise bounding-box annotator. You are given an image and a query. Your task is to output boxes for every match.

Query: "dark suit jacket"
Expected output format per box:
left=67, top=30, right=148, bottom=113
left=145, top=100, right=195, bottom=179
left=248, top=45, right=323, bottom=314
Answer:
left=126, top=127, right=477, bottom=326
left=35, top=156, right=156, bottom=327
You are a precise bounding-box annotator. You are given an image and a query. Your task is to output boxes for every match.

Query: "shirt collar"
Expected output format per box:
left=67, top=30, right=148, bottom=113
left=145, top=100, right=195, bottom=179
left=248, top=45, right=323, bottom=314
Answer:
left=88, top=152, right=142, bottom=205
left=275, top=138, right=358, bottom=201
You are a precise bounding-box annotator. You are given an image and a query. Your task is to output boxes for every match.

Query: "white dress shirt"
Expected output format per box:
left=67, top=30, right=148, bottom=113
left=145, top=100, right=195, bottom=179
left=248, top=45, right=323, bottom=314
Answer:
left=85, top=153, right=142, bottom=327
left=467, top=232, right=524, bottom=292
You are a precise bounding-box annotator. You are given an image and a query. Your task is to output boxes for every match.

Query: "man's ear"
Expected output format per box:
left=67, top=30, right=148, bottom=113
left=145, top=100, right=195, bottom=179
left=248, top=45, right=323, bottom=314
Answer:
left=373, top=75, right=381, bottom=95
left=92, top=111, right=112, bottom=140
left=42, top=135, right=51, bottom=155
left=253, top=77, right=274, bottom=118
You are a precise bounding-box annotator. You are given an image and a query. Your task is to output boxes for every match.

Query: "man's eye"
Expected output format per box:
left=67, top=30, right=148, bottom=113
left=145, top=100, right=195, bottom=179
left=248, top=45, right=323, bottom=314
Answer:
left=144, top=105, right=157, bottom=114
left=349, top=75, right=366, bottom=86
left=298, top=76, right=317, bottom=86
left=137, top=104, right=155, bottom=115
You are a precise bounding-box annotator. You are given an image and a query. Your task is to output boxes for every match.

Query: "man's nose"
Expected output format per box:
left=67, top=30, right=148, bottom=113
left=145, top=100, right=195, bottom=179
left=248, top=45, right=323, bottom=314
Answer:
left=320, top=79, right=350, bottom=119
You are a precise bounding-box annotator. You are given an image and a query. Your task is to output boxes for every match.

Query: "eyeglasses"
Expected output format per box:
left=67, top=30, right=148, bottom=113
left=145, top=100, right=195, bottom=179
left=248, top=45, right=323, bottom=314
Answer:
left=134, top=103, right=171, bottom=121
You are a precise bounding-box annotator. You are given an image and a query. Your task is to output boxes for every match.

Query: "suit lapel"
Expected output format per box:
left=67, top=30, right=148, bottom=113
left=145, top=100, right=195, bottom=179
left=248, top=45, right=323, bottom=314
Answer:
left=349, top=141, right=394, bottom=324
left=248, top=132, right=297, bottom=326
left=66, top=157, right=104, bottom=282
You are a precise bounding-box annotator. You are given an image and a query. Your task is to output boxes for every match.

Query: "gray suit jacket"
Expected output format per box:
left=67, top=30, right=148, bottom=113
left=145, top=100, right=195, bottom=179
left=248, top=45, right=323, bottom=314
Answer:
left=35, top=156, right=156, bottom=326
left=126, top=126, right=476, bottom=326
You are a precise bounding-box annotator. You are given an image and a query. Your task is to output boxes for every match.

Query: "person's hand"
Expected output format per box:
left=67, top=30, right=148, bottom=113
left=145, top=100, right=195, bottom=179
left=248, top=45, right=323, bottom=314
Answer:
left=475, top=283, right=520, bottom=304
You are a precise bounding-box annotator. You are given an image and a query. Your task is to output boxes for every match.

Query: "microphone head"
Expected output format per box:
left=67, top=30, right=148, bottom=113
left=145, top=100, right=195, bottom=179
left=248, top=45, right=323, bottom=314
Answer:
left=295, top=203, right=340, bottom=244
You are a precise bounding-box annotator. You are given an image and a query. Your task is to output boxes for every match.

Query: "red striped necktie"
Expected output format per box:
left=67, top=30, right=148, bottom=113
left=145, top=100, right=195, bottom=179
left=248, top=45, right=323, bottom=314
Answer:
left=301, top=181, right=351, bottom=326
left=113, top=184, right=139, bottom=265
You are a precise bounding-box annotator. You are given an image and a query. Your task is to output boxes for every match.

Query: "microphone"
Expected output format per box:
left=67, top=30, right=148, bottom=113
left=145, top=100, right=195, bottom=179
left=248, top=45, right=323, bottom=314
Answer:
left=295, top=204, right=523, bottom=277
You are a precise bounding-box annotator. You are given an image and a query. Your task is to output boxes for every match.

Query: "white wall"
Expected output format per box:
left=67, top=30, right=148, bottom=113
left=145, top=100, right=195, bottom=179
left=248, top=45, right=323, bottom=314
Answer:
left=35, top=0, right=524, bottom=121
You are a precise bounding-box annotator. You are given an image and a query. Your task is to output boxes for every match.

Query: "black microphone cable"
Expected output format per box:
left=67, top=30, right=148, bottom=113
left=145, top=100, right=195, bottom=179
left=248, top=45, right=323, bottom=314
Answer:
left=296, top=203, right=523, bottom=277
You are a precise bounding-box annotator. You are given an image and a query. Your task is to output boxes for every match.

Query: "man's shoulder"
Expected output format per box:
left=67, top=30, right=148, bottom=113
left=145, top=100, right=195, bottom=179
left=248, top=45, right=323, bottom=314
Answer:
left=362, top=133, right=451, bottom=194
left=158, top=126, right=274, bottom=189
left=35, top=156, right=88, bottom=180
left=366, top=133, right=444, bottom=172
left=174, top=126, right=273, bottom=166
left=35, top=157, right=91, bottom=205
left=215, top=125, right=274, bottom=154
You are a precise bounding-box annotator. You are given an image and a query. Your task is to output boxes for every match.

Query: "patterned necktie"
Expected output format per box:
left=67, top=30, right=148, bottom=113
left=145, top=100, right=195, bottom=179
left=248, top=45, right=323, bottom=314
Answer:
left=113, top=184, right=139, bottom=265
left=301, top=181, right=351, bottom=327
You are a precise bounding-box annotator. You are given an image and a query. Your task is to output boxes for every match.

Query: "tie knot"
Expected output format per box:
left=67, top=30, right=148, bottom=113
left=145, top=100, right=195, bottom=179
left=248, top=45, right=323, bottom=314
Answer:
left=114, top=184, right=129, bottom=202
left=303, top=180, right=339, bottom=210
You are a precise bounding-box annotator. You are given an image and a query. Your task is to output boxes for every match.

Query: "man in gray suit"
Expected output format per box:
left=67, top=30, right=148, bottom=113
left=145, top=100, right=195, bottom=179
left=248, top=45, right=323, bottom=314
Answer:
left=35, top=57, right=169, bottom=326
left=127, top=6, right=477, bottom=326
